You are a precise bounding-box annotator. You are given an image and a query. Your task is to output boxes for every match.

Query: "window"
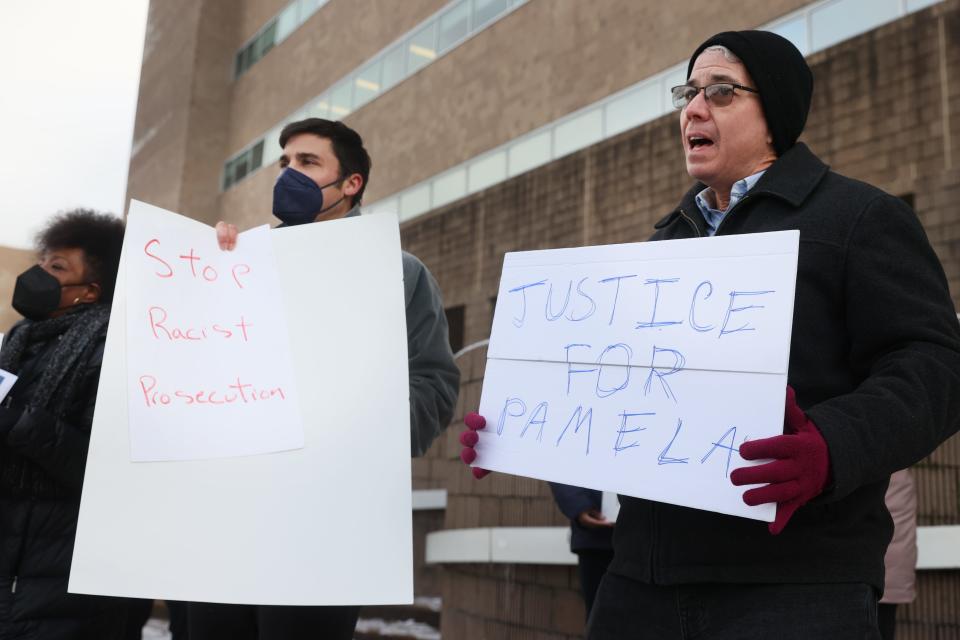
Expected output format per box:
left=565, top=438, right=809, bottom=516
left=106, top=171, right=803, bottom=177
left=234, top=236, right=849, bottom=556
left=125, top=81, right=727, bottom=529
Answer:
left=508, top=131, right=551, bottom=177
left=254, top=21, right=277, bottom=60
left=553, top=108, right=603, bottom=158
left=380, top=44, right=407, bottom=91
left=299, top=0, right=325, bottom=19
left=222, top=141, right=266, bottom=189
left=262, top=125, right=285, bottom=166
left=225, top=0, right=524, bottom=189
left=329, top=79, right=353, bottom=117
left=400, top=184, right=432, bottom=221
left=235, top=46, right=253, bottom=77
left=249, top=140, right=264, bottom=170
left=438, top=0, right=470, bottom=53
left=407, top=22, right=438, bottom=74
left=432, top=168, right=468, bottom=207
left=474, top=0, right=509, bottom=28
left=354, top=60, right=382, bottom=109
left=769, top=16, right=809, bottom=56
left=811, top=0, right=899, bottom=51
left=468, top=151, right=507, bottom=193
left=276, top=3, right=299, bottom=42
left=604, top=82, right=660, bottom=137
left=445, top=306, right=465, bottom=353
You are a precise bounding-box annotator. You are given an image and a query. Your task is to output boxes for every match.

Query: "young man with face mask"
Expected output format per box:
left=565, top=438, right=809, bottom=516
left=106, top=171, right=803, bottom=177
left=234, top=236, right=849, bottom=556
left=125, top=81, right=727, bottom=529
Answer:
left=190, top=119, right=460, bottom=640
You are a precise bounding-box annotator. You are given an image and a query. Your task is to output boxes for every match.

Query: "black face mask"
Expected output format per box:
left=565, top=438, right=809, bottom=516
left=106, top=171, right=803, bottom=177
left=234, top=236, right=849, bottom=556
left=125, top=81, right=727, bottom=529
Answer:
left=12, top=265, right=90, bottom=321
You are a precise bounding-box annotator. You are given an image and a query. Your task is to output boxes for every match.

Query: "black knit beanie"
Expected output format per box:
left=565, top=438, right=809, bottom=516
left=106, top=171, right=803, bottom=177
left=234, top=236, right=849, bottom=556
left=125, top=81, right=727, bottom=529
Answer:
left=687, top=31, right=813, bottom=155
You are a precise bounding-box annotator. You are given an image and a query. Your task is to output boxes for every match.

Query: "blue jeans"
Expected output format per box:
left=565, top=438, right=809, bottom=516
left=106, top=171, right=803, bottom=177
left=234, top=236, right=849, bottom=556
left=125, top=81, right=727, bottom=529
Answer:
left=587, top=572, right=880, bottom=639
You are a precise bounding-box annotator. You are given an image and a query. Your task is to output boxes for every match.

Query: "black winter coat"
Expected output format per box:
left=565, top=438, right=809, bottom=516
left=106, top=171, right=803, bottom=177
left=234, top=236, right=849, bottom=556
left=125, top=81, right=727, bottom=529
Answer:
left=611, top=143, right=960, bottom=591
left=0, top=323, right=126, bottom=640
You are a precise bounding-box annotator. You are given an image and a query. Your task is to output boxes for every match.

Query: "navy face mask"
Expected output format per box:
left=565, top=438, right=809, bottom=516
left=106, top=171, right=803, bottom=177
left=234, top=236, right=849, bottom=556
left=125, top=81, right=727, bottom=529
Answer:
left=272, top=167, right=345, bottom=226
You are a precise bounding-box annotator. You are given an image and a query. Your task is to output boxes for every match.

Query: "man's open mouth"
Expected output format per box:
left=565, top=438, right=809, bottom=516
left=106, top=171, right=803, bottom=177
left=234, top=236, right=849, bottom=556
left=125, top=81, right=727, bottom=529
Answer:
left=688, top=136, right=714, bottom=148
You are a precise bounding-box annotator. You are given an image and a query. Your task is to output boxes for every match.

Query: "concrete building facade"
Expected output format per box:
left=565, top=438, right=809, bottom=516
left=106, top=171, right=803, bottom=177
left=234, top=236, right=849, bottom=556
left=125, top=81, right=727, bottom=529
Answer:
left=125, top=0, right=960, bottom=637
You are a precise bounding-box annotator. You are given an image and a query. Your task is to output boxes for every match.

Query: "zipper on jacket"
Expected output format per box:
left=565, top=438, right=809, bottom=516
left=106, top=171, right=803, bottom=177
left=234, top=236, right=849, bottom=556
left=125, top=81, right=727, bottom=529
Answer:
left=678, top=208, right=703, bottom=238
left=10, top=499, right=35, bottom=597
left=648, top=503, right=659, bottom=583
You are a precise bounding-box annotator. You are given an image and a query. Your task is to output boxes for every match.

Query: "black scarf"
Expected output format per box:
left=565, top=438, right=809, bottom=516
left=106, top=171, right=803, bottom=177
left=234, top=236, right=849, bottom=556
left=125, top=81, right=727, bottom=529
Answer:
left=0, top=303, right=111, bottom=497
left=0, top=303, right=110, bottom=414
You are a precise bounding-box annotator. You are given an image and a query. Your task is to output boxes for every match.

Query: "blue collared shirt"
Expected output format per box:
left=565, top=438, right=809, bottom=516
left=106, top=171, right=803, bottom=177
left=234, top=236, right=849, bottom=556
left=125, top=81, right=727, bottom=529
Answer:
left=694, top=170, right=766, bottom=236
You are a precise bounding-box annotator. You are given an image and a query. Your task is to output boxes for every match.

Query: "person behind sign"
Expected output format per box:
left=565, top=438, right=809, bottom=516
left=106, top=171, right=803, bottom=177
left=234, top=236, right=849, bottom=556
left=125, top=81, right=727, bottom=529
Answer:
left=187, top=118, right=461, bottom=640
left=0, top=210, right=128, bottom=640
left=460, top=30, right=960, bottom=638
left=548, top=482, right=614, bottom=617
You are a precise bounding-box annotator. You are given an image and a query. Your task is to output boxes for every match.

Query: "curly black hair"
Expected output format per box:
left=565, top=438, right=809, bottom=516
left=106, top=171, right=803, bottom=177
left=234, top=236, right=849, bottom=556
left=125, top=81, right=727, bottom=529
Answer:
left=36, top=209, right=125, bottom=304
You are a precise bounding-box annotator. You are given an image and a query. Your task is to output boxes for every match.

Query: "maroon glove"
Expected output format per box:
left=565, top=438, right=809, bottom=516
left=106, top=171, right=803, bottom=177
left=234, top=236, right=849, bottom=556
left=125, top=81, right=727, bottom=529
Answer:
left=730, top=387, right=830, bottom=535
left=459, top=412, right=491, bottom=479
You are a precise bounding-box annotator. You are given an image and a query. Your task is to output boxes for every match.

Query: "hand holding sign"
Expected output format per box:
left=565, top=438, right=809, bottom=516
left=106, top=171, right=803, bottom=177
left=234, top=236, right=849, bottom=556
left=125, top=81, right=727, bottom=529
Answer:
left=731, top=386, right=830, bottom=534
left=460, top=412, right=490, bottom=479
left=215, top=221, right=239, bottom=251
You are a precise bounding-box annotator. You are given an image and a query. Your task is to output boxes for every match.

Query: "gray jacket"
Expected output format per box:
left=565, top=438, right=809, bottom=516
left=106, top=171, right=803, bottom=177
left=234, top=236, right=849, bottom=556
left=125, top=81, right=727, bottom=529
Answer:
left=400, top=250, right=460, bottom=455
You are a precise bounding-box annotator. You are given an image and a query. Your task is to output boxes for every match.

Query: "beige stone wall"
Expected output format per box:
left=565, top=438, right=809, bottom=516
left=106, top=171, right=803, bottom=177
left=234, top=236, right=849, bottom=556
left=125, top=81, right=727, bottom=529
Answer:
left=134, top=0, right=814, bottom=230
left=351, top=0, right=812, bottom=204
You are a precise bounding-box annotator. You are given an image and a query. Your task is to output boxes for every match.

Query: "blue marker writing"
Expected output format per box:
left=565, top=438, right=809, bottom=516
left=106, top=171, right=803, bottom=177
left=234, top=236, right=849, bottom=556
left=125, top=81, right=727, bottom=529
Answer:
left=700, top=426, right=739, bottom=477
left=596, top=343, right=632, bottom=398
left=643, top=345, right=686, bottom=403
left=567, top=277, right=597, bottom=322
left=614, top=411, right=653, bottom=455
left=556, top=405, right=594, bottom=455
left=719, top=290, right=775, bottom=337
left=508, top=280, right=547, bottom=328
left=496, top=397, right=527, bottom=435
left=598, top=274, right=637, bottom=326
left=658, top=418, right=689, bottom=465
left=521, top=402, right=549, bottom=442
left=636, top=278, right=683, bottom=330
left=688, top=280, right=715, bottom=332
left=565, top=343, right=596, bottom=395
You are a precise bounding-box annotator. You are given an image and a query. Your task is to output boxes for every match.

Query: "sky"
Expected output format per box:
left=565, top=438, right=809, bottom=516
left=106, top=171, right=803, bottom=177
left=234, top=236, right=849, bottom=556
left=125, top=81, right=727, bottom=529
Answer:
left=0, top=0, right=150, bottom=249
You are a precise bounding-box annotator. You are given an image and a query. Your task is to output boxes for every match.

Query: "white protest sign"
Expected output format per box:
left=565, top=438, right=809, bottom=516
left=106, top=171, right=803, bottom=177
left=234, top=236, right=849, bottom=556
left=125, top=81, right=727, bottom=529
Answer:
left=475, top=231, right=799, bottom=521
left=125, top=202, right=303, bottom=460
left=71, top=204, right=413, bottom=605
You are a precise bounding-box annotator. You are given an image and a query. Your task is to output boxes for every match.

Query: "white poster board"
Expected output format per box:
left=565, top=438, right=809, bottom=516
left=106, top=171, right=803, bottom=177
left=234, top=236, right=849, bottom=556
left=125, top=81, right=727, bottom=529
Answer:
left=124, top=205, right=304, bottom=461
left=70, top=202, right=414, bottom=605
left=475, top=231, right=799, bottom=521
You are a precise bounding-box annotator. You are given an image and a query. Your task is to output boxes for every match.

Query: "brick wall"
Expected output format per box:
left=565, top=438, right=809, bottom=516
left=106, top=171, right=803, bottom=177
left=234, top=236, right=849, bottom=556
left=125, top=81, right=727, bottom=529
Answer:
left=400, top=2, right=960, bottom=637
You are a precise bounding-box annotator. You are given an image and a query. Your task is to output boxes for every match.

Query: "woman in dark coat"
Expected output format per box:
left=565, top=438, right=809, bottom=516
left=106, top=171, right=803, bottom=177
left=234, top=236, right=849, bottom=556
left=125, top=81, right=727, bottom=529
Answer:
left=0, top=210, right=127, bottom=640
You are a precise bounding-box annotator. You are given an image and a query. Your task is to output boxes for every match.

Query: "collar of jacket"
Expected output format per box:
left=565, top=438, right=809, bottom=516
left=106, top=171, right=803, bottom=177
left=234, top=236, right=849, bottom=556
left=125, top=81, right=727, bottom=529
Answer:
left=654, top=143, right=830, bottom=231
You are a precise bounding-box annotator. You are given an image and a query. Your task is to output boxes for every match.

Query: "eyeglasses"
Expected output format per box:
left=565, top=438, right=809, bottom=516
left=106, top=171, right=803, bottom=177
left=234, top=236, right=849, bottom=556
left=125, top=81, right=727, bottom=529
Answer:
left=670, top=83, right=759, bottom=110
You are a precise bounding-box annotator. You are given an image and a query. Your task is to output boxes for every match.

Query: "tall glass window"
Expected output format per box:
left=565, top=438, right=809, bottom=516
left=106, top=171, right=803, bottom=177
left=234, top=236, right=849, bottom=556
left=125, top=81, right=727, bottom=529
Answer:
left=380, top=44, right=406, bottom=91
left=769, top=16, right=809, bottom=55
left=811, top=0, right=899, bottom=51
left=407, top=21, right=438, bottom=74
left=276, top=3, right=299, bottom=42
left=354, top=60, right=382, bottom=109
left=329, top=79, right=353, bottom=117
left=474, top=0, right=508, bottom=28
left=438, top=0, right=470, bottom=53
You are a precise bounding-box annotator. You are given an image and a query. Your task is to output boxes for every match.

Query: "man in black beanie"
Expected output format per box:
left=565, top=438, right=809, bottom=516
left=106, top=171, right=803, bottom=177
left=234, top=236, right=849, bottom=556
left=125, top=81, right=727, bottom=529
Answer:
left=583, top=30, right=960, bottom=639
